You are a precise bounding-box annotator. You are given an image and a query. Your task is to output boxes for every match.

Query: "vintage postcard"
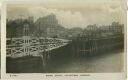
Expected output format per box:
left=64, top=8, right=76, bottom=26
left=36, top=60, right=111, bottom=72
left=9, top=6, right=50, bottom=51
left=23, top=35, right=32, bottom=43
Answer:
left=1, top=0, right=127, bottom=80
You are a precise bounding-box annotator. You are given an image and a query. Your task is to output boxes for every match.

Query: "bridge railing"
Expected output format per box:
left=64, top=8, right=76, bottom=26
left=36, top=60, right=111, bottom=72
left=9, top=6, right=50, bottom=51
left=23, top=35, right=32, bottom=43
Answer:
left=6, top=37, right=70, bottom=58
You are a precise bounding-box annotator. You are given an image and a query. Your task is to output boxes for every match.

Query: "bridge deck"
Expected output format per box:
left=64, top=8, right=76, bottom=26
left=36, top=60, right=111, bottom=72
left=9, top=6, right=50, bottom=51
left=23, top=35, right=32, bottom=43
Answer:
left=6, top=37, right=70, bottom=58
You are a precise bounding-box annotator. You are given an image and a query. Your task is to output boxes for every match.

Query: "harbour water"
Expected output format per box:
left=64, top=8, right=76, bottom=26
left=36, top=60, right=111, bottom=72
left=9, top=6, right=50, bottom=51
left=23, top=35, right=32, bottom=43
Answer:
left=46, top=51, right=124, bottom=73
left=7, top=50, right=124, bottom=73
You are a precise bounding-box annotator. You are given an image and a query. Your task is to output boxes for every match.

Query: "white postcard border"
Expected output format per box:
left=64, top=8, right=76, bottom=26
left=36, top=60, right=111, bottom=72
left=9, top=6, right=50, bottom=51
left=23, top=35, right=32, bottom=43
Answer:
left=1, top=0, right=127, bottom=80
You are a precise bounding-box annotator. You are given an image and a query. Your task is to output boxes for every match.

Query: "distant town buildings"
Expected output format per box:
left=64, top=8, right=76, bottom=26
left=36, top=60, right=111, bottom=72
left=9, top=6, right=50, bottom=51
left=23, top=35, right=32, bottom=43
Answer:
left=7, top=13, right=124, bottom=39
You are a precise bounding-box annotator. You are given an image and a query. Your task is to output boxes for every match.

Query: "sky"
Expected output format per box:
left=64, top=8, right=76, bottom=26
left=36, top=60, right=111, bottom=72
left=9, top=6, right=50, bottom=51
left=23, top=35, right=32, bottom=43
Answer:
left=7, top=0, right=126, bottom=28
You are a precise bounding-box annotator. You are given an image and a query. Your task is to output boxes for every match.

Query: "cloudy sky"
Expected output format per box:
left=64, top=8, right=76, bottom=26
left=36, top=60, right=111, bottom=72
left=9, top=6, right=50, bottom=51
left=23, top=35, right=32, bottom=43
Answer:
left=7, top=0, right=126, bottom=28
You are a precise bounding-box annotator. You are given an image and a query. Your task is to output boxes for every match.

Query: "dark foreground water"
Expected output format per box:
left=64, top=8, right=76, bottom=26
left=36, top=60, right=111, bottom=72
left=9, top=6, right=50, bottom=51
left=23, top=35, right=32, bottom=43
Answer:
left=46, top=51, right=123, bottom=73
left=7, top=50, right=124, bottom=73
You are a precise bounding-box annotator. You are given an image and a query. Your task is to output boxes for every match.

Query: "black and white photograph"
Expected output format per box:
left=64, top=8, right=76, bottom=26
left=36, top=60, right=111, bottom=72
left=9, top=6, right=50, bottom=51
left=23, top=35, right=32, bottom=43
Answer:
left=6, top=0, right=125, bottom=74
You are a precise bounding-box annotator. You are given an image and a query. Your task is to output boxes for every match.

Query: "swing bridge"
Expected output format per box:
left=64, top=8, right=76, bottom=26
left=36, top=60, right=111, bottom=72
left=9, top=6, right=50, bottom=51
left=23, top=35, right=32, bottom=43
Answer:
left=6, top=36, right=70, bottom=58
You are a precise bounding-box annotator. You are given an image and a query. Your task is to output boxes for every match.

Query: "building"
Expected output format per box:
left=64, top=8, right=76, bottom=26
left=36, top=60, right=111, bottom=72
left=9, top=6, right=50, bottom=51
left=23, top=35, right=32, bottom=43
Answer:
left=35, top=13, right=65, bottom=38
